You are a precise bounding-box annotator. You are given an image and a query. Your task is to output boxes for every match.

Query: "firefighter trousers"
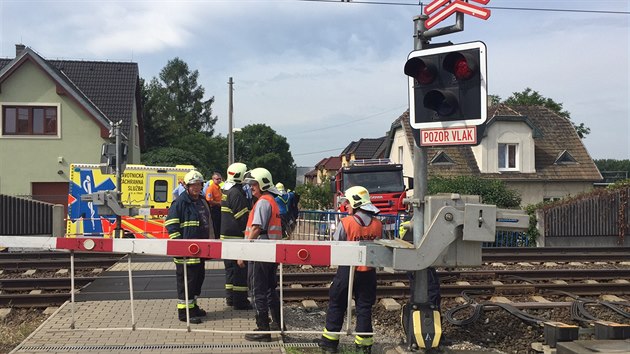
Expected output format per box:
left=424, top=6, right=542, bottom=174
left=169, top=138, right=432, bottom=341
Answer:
left=224, top=259, right=248, bottom=305
left=325, top=266, right=376, bottom=334
left=175, top=260, right=205, bottom=308
left=248, top=261, right=280, bottom=322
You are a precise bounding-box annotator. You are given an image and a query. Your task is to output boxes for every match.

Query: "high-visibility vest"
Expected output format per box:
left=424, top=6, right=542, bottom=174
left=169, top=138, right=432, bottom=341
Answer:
left=341, top=215, right=382, bottom=271
left=245, top=194, right=283, bottom=240
left=205, top=180, right=224, bottom=204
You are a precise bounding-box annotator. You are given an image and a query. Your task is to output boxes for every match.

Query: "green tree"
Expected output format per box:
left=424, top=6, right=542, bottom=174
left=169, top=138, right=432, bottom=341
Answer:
left=428, top=175, right=521, bottom=208
left=142, top=58, right=218, bottom=151
left=234, top=124, right=296, bottom=189
left=503, top=88, right=590, bottom=139
left=295, top=178, right=334, bottom=210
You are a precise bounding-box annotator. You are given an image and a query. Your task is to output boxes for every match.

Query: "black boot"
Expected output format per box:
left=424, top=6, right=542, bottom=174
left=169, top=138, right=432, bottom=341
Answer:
left=245, top=314, right=272, bottom=342
left=314, top=337, right=338, bottom=353
left=178, top=309, right=202, bottom=324
left=233, top=292, right=253, bottom=310
left=190, top=305, right=207, bottom=317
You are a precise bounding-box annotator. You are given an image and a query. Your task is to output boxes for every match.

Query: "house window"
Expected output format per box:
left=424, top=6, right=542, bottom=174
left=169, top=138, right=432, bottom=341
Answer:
left=2, top=105, right=58, bottom=136
left=398, top=146, right=403, bottom=164
left=498, top=143, right=518, bottom=171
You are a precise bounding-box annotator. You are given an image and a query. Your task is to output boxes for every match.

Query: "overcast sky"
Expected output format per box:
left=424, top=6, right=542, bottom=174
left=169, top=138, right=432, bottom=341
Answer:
left=1, top=0, right=628, bottom=167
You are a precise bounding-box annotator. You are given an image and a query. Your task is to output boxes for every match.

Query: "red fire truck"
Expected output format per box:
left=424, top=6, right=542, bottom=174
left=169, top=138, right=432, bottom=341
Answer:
left=333, top=159, right=410, bottom=216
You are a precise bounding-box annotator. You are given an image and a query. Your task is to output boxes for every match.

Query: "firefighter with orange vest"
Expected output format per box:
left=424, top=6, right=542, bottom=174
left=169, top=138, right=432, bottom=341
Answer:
left=316, top=186, right=382, bottom=354
left=243, top=167, right=284, bottom=342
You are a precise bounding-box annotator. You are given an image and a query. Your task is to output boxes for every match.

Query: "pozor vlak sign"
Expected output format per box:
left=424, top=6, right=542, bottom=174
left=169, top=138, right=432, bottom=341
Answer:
left=404, top=41, right=487, bottom=146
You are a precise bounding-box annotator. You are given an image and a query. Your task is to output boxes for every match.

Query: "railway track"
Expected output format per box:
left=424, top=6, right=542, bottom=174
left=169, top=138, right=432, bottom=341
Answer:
left=2, top=268, right=629, bottom=307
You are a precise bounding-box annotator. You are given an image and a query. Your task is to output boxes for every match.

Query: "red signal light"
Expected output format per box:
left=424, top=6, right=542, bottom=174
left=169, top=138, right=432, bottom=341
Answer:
left=404, top=57, right=436, bottom=85
left=443, top=52, right=477, bottom=81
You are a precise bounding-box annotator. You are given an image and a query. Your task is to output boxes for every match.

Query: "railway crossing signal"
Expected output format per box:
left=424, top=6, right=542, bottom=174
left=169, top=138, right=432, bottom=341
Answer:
left=404, top=41, right=487, bottom=130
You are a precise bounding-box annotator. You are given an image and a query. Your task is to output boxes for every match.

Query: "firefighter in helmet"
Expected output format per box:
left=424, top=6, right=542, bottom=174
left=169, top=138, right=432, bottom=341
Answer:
left=220, top=162, right=252, bottom=310
left=165, top=169, right=214, bottom=324
left=316, top=186, right=382, bottom=353
left=243, top=167, right=283, bottom=342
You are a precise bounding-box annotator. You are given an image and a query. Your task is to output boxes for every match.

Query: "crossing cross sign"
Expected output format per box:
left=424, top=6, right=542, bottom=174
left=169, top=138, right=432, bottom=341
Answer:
left=424, top=0, right=492, bottom=30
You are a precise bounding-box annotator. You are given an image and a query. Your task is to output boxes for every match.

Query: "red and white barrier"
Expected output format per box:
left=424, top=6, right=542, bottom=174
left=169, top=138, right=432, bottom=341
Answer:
left=0, top=236, right=371, bottom=267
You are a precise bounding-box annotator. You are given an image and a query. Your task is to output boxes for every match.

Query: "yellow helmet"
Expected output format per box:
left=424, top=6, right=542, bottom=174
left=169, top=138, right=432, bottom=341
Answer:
left=184, top=170, right=204, bottom=185
left=342, top=186, right=380, bottom=214
left=275, top=182, right=285, bottom=192
left=226, top=162, right=248, bottom=183
left=244, top=167, right=275, bottom=191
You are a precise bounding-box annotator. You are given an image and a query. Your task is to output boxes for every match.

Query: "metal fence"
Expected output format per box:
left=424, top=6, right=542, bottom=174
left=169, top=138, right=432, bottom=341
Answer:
left=291, top=210, right=525, bottom=247
left=540, top=187, right=629, bottom=241
left=0, top=194, right=61, bottom=235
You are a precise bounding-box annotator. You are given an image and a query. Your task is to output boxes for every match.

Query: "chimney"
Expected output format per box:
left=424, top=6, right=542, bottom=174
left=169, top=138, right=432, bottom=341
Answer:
left=15, top=44, right=26, bottom=57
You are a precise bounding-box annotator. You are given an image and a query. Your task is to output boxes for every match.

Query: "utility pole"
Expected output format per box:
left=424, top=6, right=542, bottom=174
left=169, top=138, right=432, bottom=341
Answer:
left=227, top=77, right=235, bottom=165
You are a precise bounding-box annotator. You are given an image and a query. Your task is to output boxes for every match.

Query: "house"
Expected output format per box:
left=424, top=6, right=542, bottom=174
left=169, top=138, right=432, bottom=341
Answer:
left=305, top=156, right=342, bottom=184
left=340, top=137, right=387, bottom=166
left=0, top=44, right=143, bottom=206
left=383, top=105, right=602, bottom=206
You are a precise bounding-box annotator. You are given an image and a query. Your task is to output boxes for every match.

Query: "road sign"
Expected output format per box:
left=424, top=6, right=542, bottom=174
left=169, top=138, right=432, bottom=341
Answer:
left=424, top=0, right=491, bottom=30
left=419, top=126, right=477, bottom=146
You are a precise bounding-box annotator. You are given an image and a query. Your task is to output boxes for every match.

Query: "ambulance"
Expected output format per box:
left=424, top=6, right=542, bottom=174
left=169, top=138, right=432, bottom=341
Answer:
left=66, top=163, right=194, bottom=238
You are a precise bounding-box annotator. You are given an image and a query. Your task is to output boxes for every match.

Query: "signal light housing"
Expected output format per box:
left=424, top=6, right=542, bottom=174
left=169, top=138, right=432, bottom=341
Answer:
left=405, top=41, right=487, bottom=129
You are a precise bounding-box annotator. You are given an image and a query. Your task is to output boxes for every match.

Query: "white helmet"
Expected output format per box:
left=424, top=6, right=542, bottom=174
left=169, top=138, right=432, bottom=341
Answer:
left=342, top=186, right=380, bottom=214
left=226, top=162, right=248, bottom=183
left=275, top=182, right=285, bottom=192
left=184, top=170, right=204, bottom=185
left=244, top=167, right=276, bottom=192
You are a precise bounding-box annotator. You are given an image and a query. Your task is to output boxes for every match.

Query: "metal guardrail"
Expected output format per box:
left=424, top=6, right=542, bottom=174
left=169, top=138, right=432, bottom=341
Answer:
left=293, top=210, right=526, bottom=247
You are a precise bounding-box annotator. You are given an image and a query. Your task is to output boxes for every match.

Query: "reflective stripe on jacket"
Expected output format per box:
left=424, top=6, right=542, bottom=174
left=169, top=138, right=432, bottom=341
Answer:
left=341, top=215, right=382, bottom=272
left=245, top=194, right=283, bottom=240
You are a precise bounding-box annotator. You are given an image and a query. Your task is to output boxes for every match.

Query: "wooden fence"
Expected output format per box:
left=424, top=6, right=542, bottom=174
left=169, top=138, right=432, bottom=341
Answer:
left=539, top=187, right=629, bottom=244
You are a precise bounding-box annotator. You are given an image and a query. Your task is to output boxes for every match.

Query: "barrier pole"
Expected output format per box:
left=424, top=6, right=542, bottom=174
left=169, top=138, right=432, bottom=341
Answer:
left=127, top=255, right=136, bottom=330
left=345, top=266, right=355, bottom=334
left=70, top=250, right=76, bottom=329
left=279, top=263, right=284, bottom=334
left=183, top=258, right=191, bottom=332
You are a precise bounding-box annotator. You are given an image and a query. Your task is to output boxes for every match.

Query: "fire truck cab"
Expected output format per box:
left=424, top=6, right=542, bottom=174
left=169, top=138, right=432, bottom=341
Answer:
left=333, top=159, right=410, bottom=215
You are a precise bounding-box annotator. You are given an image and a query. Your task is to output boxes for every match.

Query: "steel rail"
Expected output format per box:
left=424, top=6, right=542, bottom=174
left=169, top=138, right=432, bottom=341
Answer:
left=0, top=259, right=121, bottom=270
left=0, top=277, right=97, bottom=291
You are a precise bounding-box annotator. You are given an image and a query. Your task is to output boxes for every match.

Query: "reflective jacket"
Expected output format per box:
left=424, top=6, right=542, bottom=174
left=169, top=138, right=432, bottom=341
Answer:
left=245, top=194, right=283, bottom=240
left=220, top=183, right=250, bottom=239
left=165, top=191, right=212, bottom=264
left=341, top=215, right=382, bottom=271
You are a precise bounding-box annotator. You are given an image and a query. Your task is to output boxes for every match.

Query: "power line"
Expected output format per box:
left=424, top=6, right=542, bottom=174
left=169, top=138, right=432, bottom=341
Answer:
left=294, top=147, right=346, bottom=156
left=293, top=105, right=407, bottom=135
left=291, top=0, right=630, bottom=15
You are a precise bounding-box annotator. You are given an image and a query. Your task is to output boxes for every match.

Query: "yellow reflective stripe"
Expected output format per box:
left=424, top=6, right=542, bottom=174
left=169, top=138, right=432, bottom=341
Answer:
left=164, top=218, right=180, bottom=226
left=233, top=286, right=248, bottom=292
left=220, top=235, right=243, bottom=239
left=221, top=194, right=227, bottom=201
left=355, top=335, right=374, bottom=346
left=225, top=284, right=233, bottom=290
left=323, top=328, right=339, bottom=341
left=169, top=232, right=181, bottom=239
left=221, top=206, right=233, bottom=213
left=181, top=221, right=200, bottom=227
left=173, top=258, right=201, bottom=264
left=176, top=303, right=195, bottom=309
left=234, top=208, right=249, bottom=219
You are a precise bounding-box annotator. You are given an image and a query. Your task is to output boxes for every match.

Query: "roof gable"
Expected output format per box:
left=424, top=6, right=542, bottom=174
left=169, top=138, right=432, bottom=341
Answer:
left=341, top=137, right=386, bottom=160
left=0, top=46, right=140, bottom=140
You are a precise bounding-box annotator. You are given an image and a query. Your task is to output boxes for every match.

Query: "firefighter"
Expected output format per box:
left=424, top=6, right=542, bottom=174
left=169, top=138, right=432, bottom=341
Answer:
left=165, top=170, right=214, bottom=324
left=274, top=182, right=295, bottom=238
left=243, top=167, right=283, bottom=342
left=220, top=162, right=252, bottom=310
left=316, top=186, right=382, bottom=354
left=205, top=172, right=223, bottom=239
